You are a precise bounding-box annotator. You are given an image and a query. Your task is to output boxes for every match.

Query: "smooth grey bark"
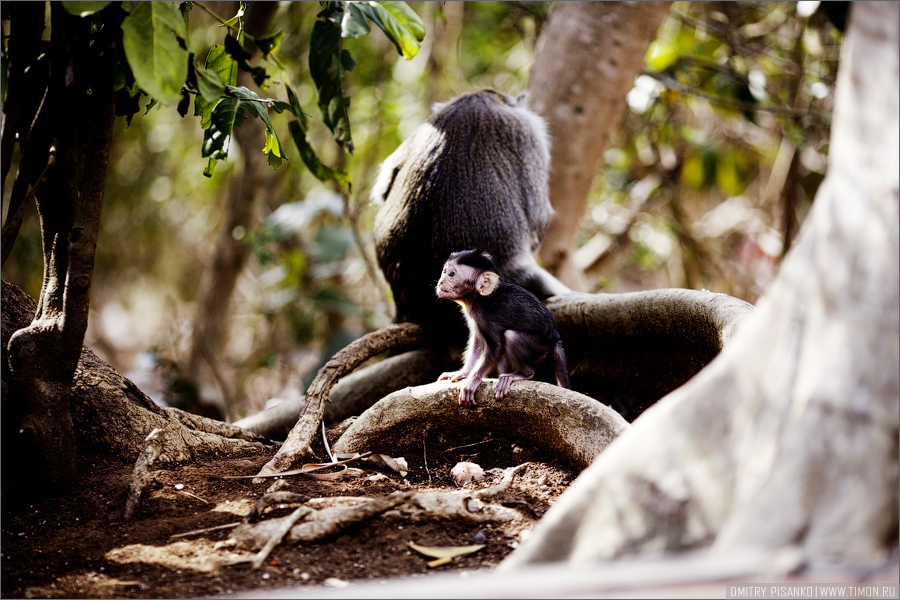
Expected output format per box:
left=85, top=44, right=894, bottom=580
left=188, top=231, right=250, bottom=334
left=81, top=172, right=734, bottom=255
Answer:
left=332, top=380, right=630, bottom=472
left=528, top=1, right=674, bottom=289
left=548, top=289, right=754, bottom=420
left=501, top=1, right=899, bottom=567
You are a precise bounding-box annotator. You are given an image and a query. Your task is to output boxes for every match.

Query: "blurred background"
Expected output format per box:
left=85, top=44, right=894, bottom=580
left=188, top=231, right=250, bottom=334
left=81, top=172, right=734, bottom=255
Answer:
left=1, top=1, right=842, bottom=421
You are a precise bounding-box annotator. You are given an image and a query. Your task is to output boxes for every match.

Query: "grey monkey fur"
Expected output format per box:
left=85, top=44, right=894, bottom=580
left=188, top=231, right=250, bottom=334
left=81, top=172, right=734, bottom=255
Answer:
left=372, top=89, right=570, bottom=346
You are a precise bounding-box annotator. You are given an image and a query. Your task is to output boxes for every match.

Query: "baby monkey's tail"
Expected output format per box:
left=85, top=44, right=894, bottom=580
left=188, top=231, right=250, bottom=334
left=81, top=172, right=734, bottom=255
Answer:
left=553, top=340, right=571, bottom=389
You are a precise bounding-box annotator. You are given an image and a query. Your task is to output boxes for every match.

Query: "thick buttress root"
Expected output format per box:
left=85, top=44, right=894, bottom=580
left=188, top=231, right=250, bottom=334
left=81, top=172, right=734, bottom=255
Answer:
left=253, top=322, right=425, bottom=481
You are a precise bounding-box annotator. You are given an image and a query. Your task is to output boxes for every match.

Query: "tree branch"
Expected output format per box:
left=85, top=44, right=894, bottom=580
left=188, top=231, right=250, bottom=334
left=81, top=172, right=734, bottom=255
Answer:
left=1, top=139, right=56, bottom=265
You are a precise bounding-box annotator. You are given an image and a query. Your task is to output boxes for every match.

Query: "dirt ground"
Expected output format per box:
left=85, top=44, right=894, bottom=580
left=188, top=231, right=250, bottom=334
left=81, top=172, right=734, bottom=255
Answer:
left=1, top=425, right=577, bottom=599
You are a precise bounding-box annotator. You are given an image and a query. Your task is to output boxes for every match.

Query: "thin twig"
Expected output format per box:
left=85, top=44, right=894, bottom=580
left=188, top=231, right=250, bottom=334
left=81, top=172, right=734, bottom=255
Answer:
left=250, top=506, right=307, bottom=569
left=224, top=451, right=373, bottom=479
left=1, top=140, right=56, bottom=265
left=344, top=189, right=388, bottom=298
left=669, top=10, right=800, bottom=72
left=194, top=1, right=241, bottom=29
left=178, top=490, right=210, bottom=504
left=423, top=439, right=431, bottom=486
left=170, top=522, right=240, bottom=540
left=441, top=439, right=495, bottom=454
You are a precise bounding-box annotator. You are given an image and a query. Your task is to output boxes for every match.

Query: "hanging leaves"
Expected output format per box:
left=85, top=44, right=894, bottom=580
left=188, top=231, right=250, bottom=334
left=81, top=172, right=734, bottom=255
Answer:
left=309, top=9, right=354, bottom=151
left=308, top=2, right=425, bottom=153
left=195, top=44, right=238, bottom=128
left=280, top=83, right=351, bottom=187
left=349, top=2, right=426, bottom=59
left=201, top=86, right=288, bottom=175
left=121, top=1, right=189, bottom=106
left=63, top=0, right=424, bottom=184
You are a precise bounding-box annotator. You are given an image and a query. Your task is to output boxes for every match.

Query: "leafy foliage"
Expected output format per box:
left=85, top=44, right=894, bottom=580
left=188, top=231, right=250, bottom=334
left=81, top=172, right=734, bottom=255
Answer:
left=120, top=1, right=189, bottom=106
left=580, top=1, right=841, bottom=300
left=58, top=0, right=424, bottom=182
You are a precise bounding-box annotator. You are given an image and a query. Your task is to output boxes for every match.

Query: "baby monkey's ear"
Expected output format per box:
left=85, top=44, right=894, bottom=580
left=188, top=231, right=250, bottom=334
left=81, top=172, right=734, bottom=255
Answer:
left=476, top=271, right=499, bottom=296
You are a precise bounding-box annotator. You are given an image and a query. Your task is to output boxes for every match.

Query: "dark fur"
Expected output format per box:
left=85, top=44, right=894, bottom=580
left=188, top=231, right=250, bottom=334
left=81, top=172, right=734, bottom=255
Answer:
left=437, top=250, right=570, bottom=406
left=372, top=90, right=569, bottom=346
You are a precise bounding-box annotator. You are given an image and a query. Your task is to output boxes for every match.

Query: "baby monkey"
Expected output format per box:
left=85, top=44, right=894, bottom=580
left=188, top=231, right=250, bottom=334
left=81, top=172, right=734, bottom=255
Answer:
left=436, top=250, right=571, bottom=406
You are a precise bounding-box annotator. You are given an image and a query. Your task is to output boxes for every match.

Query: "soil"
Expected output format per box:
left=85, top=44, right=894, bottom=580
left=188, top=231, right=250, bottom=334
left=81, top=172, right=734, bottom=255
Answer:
left=1, top=425, right=577, bottom=599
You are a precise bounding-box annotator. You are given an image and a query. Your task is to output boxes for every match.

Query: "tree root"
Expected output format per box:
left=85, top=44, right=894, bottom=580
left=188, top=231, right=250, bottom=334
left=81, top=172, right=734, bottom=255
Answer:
left=253, top=322, right=425, bottom=480
left=232, top=347, right=457, bottom=440
left=2, top=278, right=273, bottom=471
left=228, top=490, right=416, bottom=552
left=123, top=428, right=165, bottom=520
left=547, top=289, right=756, bottom=420
left=332, top=380, right=629, bottom=472
left=383, top=463, right=535, bottom=523
left=246, top=288, right=753, bottom=479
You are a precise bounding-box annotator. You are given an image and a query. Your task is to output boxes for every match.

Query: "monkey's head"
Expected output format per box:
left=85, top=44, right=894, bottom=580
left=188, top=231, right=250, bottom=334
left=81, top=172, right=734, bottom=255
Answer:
left=436, top=250, right=500, bottom=302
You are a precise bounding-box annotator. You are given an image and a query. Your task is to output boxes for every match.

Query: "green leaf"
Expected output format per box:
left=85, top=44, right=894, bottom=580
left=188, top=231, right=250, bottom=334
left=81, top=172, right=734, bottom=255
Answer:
left=354, top=2, right=425, bottom=59
left=224, top=34, right=269, bottom=87
left=116, top=81, right=144, bottom=126
left=645, top=39, right=679, bottom=72
left=176, top=90, right=190, bottom=117
left=255, top=32, right=286, bottom=57
left=271, top=100, right=294, bottom=114
left=179, top=1, right=194, bottom=30
left=286, top=83, right=305, bottom=118
left=203, top=158, right=219, bottom=178
left=340, top=49, right=358, bottom=73
left=195, top=63, right=226, bottom=103
left=341, top=3, right=371, bottom=38
left=202, top=97, right=246, bottom=160
left=122, top=1, right=189, bottom=105
left=285, top=83, right=351, bottom=186
left=194, top=45, right=237, bottom=128
left=309, top=17, right=352, bottom=149
left=220, top=86, right=288, bottom=168
left=62, top=1, right=112, bottom=17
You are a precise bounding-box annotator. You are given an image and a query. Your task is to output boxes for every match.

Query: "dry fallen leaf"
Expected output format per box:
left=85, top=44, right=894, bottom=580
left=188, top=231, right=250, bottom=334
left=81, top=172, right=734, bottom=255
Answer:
left=364, top=454, right=409, bottom=477
left=407, top=541, right=485, bottom=568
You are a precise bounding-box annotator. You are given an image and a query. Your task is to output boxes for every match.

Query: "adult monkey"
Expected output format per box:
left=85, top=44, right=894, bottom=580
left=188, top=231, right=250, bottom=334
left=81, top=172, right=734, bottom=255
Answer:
left=251, top=90, right=574, bottom=474
left=372, top=89, right=571, bottom=346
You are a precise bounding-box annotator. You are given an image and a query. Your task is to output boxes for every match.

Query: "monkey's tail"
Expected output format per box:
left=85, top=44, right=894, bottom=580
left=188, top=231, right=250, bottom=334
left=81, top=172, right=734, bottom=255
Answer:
left=553, top=341, right=571, bottom=390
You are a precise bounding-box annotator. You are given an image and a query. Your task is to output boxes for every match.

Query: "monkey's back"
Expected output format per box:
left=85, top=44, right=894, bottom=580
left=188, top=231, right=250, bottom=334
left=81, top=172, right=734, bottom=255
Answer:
left=475, top=282, right=562, bottom=347
left=372, top=90, right=554, bottom=343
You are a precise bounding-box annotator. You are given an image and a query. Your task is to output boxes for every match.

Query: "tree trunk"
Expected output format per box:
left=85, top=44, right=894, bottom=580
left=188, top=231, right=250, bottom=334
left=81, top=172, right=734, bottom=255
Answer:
left=2, top=279, right=272, bottom=497
left=528, top=1, right=673, bottom=290
left=501, top=0, right=899, bottom=567
left=4, top=4, right=116, bottom=493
